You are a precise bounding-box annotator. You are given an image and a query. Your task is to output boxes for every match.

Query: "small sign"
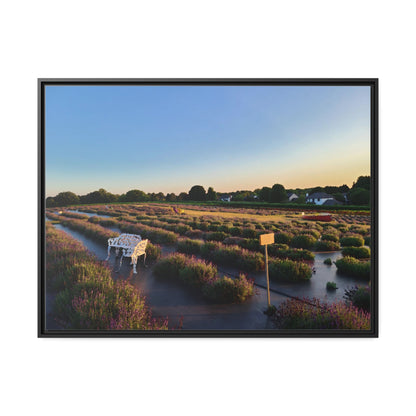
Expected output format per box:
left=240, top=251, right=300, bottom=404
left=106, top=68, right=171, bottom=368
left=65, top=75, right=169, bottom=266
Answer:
left=260, top=233, right=275, bottom=246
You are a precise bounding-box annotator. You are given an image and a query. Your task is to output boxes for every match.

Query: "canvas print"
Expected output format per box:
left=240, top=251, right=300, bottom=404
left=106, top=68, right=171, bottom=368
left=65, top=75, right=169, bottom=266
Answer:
left=40, top=80, right=377, bottom=336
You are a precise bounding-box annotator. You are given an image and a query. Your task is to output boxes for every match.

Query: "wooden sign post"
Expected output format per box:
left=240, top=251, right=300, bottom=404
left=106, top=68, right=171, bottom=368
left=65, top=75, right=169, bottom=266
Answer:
left=260, top=233, right=274, bottom=307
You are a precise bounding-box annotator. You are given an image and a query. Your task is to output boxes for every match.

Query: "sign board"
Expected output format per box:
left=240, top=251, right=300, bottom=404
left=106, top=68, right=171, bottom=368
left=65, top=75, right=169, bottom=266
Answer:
left=259, top=233, right=275, bottom=246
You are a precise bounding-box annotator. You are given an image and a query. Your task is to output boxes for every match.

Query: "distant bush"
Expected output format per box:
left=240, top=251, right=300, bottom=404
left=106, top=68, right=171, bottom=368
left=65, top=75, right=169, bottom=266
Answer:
left=223, top=236, right=245, bottom=246
left=291, top=234, right=317, bottom=249
left=335, top=256, right=370, bottom=279
left=326, top=281, right=337, bottom=291
left=340, top=236, right=364, bottom=247
left=241, top=228, right=258, bottom=239
left=314, top=240, right=341, bottom=251
left=269, top=258, right=312, bottom=282
left=364, top=236, right=371, bottom=246
left=342, top=246, right=371, bottom=259
left=176, top=238, right=203, bottom=255
left=174, top=224, right=192, bottom=235
left=300, top=229, right=321, bottom=239
left=321, top=234, right=339, bottom=242
left=275, top=232, right=293, bottom=245
left=204, top=231, right=229, bottom=242
left=324, top=258, right=332, bottom=265
left=62, top=211, right=89, bottom=220
left=185, top=229, right=204, bottom=239
left=200, top=242, right=265, bottom=272
left=230, top=226, right=242, bottom=236
left=270, top=248, right=315, bottom=262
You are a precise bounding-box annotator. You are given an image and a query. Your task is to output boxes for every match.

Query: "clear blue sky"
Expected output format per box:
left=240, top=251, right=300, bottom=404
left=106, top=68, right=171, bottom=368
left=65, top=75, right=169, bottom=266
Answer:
left=45, top=85, right=370, bottom=197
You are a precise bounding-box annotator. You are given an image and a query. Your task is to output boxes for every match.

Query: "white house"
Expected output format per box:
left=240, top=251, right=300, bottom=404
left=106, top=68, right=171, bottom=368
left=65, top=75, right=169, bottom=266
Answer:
left=220, top=194, right=232, bottom=202
left=287, top=192, right=299, bottom=202
left=306, top=192, right=337, bottom=206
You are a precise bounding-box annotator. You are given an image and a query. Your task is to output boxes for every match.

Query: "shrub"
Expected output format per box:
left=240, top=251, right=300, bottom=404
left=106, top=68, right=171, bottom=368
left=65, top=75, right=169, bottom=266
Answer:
left=185, top=229, right=204, bottom=239
left=203, top=274, right=254, bottom=303
left=230, top=226, right=242, bottom=236
left=153, top=253, right=253, bottom=303
left=342, top=246, right=371, bottom=259
left=176, top=238, right=203, bottom=255
left=335, top=256, right=370, bottom=279
left=321, top=234, right=339, bottom=242
left=291, top=234, right=317, bottom=249
left=241, top=228, right=258, bottom=239
left=364, top=236, right=371, bottom=246
left=60, top=218, right=118, bottom=244
left=314, top=240, right=341, bottom=251
left=146, top=242, right=162, bottom=262
left=200, top=242, right=265, bottom=272
left=179, top=262, right=218, bottom=288
left=300, top=229, right=321, bottom=239
left=275, top=232, right=293, bottom=245
left=273, top=298, right=370, bottom=330
left=268, top=259, right=312, bottom=282
left=344, top=286, right=371, bottom=312
left=269, top=248, right=315, bottom=262
left=153, top=253, right=190, bottom=279
left=340, top=236, right=364, bottom=247
left=62, top=211, right=90, bottom=220
left=204, top=231, right=228, bottom=242
left=324, top=258, right=332, bottom=265
left=223, top=236, right=246, bottom=246
left=326, top=281, right=337, bottom=291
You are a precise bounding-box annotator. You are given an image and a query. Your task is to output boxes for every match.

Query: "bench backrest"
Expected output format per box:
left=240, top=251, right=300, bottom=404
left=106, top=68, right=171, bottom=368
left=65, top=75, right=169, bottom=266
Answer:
left=108, top=233, right=141, bottom=248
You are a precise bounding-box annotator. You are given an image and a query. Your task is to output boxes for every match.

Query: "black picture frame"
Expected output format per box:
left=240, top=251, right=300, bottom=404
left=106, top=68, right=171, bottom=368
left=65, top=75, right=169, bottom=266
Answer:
left=38, top=78, right=378, bottom=338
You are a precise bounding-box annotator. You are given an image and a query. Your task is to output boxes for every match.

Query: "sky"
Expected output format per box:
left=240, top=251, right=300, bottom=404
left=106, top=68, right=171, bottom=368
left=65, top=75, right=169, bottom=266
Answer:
left=45, top=85, right=371, bottom=197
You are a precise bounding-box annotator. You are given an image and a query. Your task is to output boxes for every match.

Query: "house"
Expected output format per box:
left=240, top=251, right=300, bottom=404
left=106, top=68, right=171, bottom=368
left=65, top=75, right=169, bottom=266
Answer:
left=306, top=192, right=336, bottom=206
left=220, top=194, right=232, bottom=202
left=287, top=192, right=299, bottom=202
left=322, top=198, right=342, bottom=206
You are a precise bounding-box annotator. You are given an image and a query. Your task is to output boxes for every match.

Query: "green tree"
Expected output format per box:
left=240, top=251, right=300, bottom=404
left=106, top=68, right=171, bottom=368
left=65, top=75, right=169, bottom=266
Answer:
left=333, top=192, right=346, bottom=203
left=206, top=187, right=217, bottom=201
left=177, top=192, right=189, bottom=201
left=348, top=187, right=370, bottom=205
left=353, top=176, right=371, bottom=190
left=54, top=191, right=80, bottom=207
left=166, top=193, right=177, bottom=201
left=123, top=189, right=149, bottom=202
left=258, top=186, right=271, bottom=202
left=188, top=185, right=206, bottom=201
left=269, top=184, right=287, bottom=203
left=46, top=197, right=56, bottom=208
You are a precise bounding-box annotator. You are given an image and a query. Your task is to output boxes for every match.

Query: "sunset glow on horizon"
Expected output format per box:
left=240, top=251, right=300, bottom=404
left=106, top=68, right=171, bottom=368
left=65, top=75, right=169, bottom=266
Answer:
left=45, top=85, right=370, bottom=197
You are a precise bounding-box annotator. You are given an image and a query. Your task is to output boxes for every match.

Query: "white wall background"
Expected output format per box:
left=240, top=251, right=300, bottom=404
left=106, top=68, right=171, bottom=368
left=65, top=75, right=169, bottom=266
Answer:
left=0, top=1, right=414, bottom=415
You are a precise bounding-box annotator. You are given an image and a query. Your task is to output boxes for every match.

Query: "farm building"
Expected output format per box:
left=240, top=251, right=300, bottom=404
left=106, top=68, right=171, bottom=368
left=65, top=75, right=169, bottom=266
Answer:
left=287, top=192, right=299, bottom=202
left=306, top=192, right=337, bottom=205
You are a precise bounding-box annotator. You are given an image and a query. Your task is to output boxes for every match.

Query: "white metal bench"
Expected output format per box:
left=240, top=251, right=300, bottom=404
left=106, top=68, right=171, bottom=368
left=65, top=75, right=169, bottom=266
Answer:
left=105, top=233, right=148, bottom=274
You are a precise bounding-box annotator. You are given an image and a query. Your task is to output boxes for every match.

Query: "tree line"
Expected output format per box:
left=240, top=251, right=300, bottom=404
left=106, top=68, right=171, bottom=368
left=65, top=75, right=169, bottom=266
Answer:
left=46, top=176, right=370, bottom=207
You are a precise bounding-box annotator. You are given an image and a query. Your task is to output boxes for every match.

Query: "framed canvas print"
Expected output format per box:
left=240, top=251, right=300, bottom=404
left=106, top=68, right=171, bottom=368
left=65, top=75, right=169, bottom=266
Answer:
left=38, top=78, right=378, bottom=337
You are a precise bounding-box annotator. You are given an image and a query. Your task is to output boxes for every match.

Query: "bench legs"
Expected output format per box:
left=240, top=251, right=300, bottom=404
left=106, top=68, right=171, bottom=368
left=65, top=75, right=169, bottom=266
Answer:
left=105, top=246, right=111, bottom=261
